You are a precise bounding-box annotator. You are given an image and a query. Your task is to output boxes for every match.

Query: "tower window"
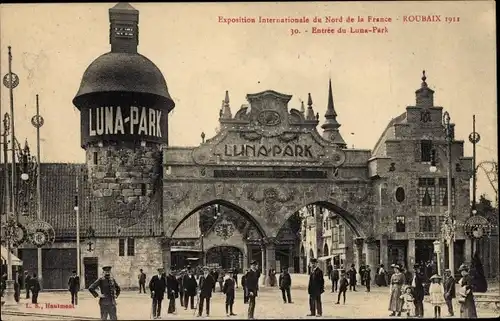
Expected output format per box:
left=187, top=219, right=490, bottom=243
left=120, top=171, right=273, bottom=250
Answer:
left=93, top=152, right=98, bottom=165
left=118, top=238, right=125, bottom=256
left=141, top=183, right=147, bottom=196
left=114, top=26, right=134, bottom=38
left=395, top=216, right=406, bottom=232
left=420, top=140, right=433, bottom=162
left=419, top=216, right=437, bottom=232
left=418, top=178, right=435, bottom=206
left=127, top=238, right=135, bottom=256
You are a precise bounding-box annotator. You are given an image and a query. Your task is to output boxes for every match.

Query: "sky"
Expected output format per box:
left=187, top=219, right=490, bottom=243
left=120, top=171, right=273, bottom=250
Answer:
left=0, top=1, right=497, bottom=201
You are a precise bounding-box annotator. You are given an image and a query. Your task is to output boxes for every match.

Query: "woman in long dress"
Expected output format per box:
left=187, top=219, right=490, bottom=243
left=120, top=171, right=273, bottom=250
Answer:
left=458, top=263, right=478, bottom=318
left=388, top=264, right=405, bottom=316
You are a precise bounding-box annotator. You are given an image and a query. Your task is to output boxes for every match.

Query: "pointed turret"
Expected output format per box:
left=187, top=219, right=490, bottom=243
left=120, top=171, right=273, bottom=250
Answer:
left=300, top=100, right=305, bottom=114
left=220, top=90, right=232, bottom=119
left=322, top=79, right=346, bottom=147
left=109, top=3, right=139, bottom=53
left=305, top=93, right=316, bottom=120
left=415, top=70, right=435, bottom=108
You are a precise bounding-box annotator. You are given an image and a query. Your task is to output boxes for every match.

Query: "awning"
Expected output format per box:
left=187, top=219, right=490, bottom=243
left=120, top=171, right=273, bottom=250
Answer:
left=171, top=247, right=202, bottom=253
left=1, top=245, right=23, bottom=266
left=317, top=256, right=332, bottom=262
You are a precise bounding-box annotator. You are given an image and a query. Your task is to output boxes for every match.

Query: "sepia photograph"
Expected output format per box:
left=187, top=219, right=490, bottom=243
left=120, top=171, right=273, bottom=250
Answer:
left=0, top=1, right=498, bottom=320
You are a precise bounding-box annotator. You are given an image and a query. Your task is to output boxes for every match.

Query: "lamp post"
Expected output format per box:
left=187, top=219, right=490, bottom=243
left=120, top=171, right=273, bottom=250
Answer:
left=200, top=233, right=205, bottom=266
left=429, top=110, right=455, bottom=275
left=433, top=240, right=442, bottom=275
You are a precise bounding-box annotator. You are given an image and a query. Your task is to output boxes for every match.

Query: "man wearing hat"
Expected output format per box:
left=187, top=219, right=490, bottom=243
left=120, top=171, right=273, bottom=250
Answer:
left=279, top=267, right=292, bottom=304
left=443, top=268, right=456, bottom=316
left=149, top=268, right=167, bottom=319
left=307, top=258, right=324, bottom=317
left=88, top=266, right=121, bottom=320
left=68, top=270, right=81, bottom=305
left=245, top=260, right=260, bottom=319
left=222, top=269, right=237, bottom=316
left=363, top=265, right=371, bottom=292
left=166, top=269, right=179, bottom=314
left=182, top=266, right=197, bottom=310
left=197, top=266, right=216, bottom=317
left=411, top=264, right=425, bottom=318
left=347, top=264, right=357, bottom=292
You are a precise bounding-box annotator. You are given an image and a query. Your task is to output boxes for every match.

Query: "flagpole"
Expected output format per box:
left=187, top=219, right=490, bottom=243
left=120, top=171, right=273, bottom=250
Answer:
left=36, top=94, right=43, bottom=288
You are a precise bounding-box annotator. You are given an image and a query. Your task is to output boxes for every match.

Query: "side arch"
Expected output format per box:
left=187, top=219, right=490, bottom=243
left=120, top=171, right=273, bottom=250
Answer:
left=169, top=199, right=268, bottom=239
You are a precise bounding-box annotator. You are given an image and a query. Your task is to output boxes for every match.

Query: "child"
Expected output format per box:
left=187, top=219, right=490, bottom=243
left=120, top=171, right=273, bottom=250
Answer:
left=335, top=270, right=349, bottom=305
left=222, top=270, right=236, bottom=317
left=429, top=274, right=445, bottom=318
left=399, top=286, right=415, bottom=317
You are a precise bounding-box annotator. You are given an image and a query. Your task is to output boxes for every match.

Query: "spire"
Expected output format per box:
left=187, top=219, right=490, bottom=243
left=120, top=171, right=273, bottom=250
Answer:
left=321, top=79, right=346, bottom=147
left=415, top=70, right=435, bottom=108
left=220, top=90, right=232, bottom=119
left=300, top=100, right=305, bottom=114
left=305, top=93, right=316, bottom=120
left=109, top=3, right=139, bottom=53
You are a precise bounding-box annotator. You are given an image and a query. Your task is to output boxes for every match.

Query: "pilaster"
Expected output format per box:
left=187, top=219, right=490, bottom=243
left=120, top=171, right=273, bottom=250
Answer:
left=288, top=244, right=294, bottom=273
left=365, top=238, right=378, bottom=284
left=161, top=237, right=172, bottom=271
left=354, top=237, right=364, bottom=280
left=260, top=241, right=266, bottom=286
left=408, top=238, right=415, bottom=273
left=380, top=236, right=389, bottom=269
left=465, top=238, right=472, bottom=265
left=265, top=237, right=277, bottom=285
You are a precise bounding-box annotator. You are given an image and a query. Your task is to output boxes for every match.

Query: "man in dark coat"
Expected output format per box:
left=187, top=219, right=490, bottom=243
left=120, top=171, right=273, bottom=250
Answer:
left=223, top=269, right=237, bottom=316
left=177, top=269, right=185, bottom=308
left=443, top=268, right=456, bottom=317
left=245, top=260, right=260, bottom=320
left=364, top=265, right=372, bottom=292
left=166, top=270, right=179, bottom=314
left=197, top=266, right=216, bottom=317
left=138, top=269, right=147, bottom=294
left=359, top=264, right=366, bottom=286
left=29, top=273, right=41, bottom=304
left=88, top=266, right=121, bottom=320
left=210, top=269, right=218, bottom=293
left=24, top=271, right=31, bottom=299
left=326, top=263, right=333, bottom=281
left=347, top=264, right=357, bottom=291
left=182, top=267, right=197, bottom=310
left=68, top=270, right=80, bottom=305
left=149, top=268, right=167, bottom=319
left=331, top=265, right=340, bottom=292
left=411, top=264, right=425, bottom=318
left=307, top=258, right=324, bottom=317
left=279, top=267, right=292, bottom=303
left=241, top=269, right=249, bottom=304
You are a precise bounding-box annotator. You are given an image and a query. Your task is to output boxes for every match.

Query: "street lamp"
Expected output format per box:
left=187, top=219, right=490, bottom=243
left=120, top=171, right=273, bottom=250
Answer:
left=433, top=240, right=442, bottom=275
left=430, top=110, right=455, bottom=275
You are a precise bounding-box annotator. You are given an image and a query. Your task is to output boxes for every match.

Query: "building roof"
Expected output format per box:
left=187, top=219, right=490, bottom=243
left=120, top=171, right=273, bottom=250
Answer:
left=1, top=163, right=163, bottom=241
left=371, top=112, right=407, bottom=157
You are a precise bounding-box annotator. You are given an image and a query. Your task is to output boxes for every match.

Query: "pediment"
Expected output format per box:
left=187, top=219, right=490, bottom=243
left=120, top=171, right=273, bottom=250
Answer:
left=191, top=90, right=346, bottom=167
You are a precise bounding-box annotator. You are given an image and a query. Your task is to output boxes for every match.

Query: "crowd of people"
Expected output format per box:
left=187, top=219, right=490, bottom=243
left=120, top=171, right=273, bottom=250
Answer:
left=1, top=269, right=41, bottom=304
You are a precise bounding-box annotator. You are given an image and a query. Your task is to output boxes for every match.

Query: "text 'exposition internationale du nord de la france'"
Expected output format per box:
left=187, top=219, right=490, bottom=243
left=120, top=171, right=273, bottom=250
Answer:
left=217, top=15, right=461, bottom=36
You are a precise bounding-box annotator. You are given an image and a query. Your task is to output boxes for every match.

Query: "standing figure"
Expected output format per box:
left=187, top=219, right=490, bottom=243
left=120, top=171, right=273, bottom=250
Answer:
left=177, top=270, right=185, bottom=308
left=399, top=286, right=415, bottom=317
left=30, top=273, right=41, bottom=304
left=223, top=270, right=237, bottom=316
left=183, top=268, right=197, bottom=310
left=24, top=271, right=31, bottom=299
left=359, top=265, right=366, bottom=286
left=218, top=270, right=225, bottom=292
left=335, top=270, right=349, bottom=305
left=429, top=274, right=445, bottom=318
left=241, top=269, right=249, bottom=304
left=197, top=267, right=216, bottom=317
left=306, top=258, right=324, bottom=317
left=211, top=269, right=219, bottom=293
left=326, top=263, right=333, bottom=281
left=443, top=268, right=456, bottom=317
left=388, top=264, right=404, bottom=317
left=331, top=265, right=339, bottom=292
left=377, top=264, right=388, bottom=287
left=364, top=265, right=372, bottom=292
left=166, top=270, right=179, bottom=314
left=347, top=264, right=357, bottom=291
left=149, top=268, right=166, bottom=319
left=138, top=269, right=147, bottom=294
left=411, top=264, right=425, bottom=318
left=88, top=266, right=121, bottom=320
left=68, top=270, right=80, bottom=305
left=457, top=264, right=477, bottom=318
left=232, top=269, right=238, bottom=288
left=279, top=267, right=292, bottom=304
left=245, top=260, right=260, bottom=320
left=14, top=272, right=22, bottom=303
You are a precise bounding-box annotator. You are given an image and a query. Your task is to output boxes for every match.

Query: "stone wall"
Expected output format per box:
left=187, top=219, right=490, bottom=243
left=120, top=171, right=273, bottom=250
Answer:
left=80, top=237, right=163, bottom=289
left=85, top=143, right=162, bottom=228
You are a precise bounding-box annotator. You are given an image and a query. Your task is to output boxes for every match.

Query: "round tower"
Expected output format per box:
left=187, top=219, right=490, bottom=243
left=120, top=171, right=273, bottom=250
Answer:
left=73, top=3, right=175, bottom=228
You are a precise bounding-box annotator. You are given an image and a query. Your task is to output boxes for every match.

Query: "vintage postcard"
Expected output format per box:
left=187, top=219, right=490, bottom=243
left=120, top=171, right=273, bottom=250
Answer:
left=0, top=1, right=498, bottom=320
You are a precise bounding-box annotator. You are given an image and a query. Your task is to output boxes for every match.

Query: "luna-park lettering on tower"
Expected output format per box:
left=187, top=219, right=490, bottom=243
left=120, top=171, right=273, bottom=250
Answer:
left=224, top=144, right=314, bottom=158
left=88, top=106, right=162, bottom=137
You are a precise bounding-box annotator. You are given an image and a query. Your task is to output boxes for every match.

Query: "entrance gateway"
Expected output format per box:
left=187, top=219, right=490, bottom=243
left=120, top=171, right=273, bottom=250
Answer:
left=162, top=90, right=377, bottom=274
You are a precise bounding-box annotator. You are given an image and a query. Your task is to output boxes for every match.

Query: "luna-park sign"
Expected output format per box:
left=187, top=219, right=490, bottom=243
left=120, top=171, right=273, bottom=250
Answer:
left=223, top=144, right=314, bottom=159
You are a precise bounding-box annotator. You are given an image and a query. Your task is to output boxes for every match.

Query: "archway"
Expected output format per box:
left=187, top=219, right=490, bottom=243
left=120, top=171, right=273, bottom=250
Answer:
left=206, top=246, right=243, bottom=271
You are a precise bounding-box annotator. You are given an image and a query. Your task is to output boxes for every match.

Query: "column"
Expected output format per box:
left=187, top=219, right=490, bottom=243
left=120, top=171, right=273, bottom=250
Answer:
left=162, top=237, right=172, bottom=271
left=380, top=237, right=389, bottom=269
left=365, top=239, right=378, bottom=284
left=260, top=242, right=266, bottom=286
left=243, top=244, right=249, bottom=271
left=465, top=238, right=472, bottom=265
left=408, top=238, right=415, bottom=273
left=353, top=237, right=364, bottom=281
left=288, top=244, right=294, bottom=273
left=265, top=238, right=276, bottom=285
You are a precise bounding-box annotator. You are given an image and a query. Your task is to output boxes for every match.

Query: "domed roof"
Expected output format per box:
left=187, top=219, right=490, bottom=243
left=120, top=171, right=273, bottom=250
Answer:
left=73, top=52, right=175, bottom=111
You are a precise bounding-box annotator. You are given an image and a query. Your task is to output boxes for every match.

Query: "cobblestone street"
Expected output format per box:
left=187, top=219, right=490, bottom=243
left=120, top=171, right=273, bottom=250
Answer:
left=2, top=275, right=499, bottom=320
